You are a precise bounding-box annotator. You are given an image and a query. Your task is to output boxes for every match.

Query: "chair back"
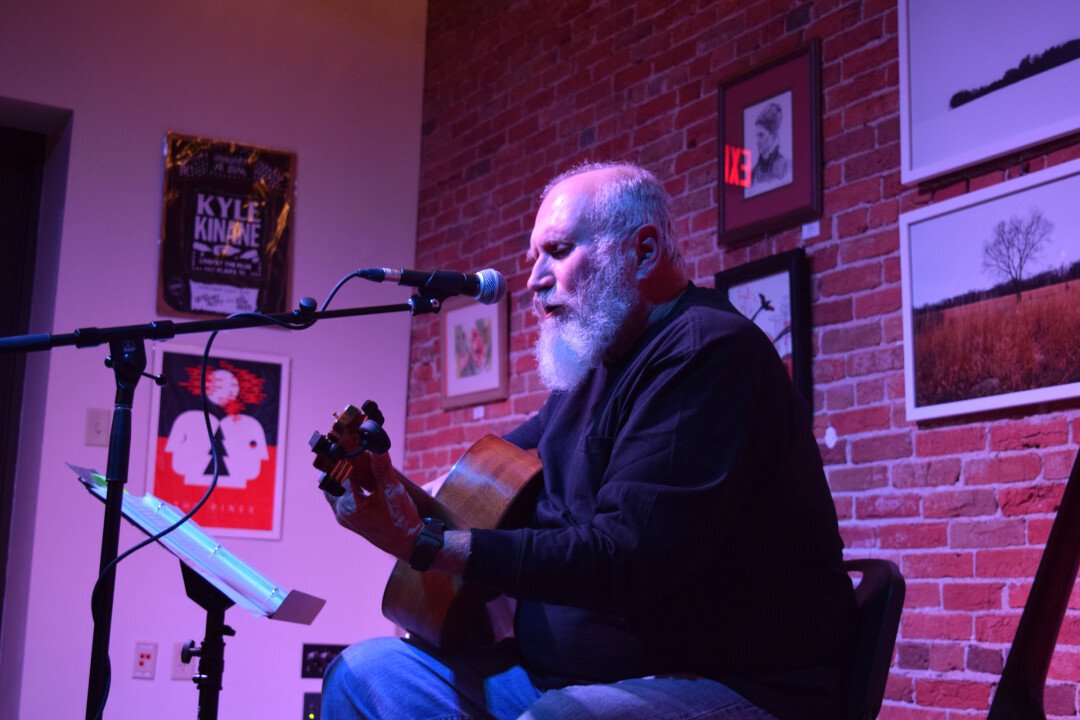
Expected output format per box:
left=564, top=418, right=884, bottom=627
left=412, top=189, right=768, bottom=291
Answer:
left=843, top=558, right=905, bottom=720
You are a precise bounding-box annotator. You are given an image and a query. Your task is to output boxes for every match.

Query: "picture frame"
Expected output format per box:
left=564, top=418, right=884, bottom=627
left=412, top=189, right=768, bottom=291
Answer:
left=717, top=41, right=822, bottom=244
left=899, top=0, right=1080, bottom=185
left=900, top=157, right=1080, bottom=421
left=440, top=294, right=509, bottom=409
left=145, top=344, right=290, bottom=539
left=715, top=248, right=812, bottom=405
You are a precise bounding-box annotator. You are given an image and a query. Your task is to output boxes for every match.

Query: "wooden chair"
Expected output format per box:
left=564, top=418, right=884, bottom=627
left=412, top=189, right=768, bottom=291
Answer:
left=844, top=558, right=905, bottom=720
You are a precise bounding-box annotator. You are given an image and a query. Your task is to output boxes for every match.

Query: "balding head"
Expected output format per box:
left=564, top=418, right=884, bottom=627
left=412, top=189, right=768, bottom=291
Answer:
left=527, top=162, right=688, bottom=390
left=540, top=162, right=685, bottom=273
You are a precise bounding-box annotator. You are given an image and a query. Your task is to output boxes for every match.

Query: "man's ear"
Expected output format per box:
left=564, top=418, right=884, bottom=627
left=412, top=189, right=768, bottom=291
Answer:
left=632, top=224, right=661, bottom=280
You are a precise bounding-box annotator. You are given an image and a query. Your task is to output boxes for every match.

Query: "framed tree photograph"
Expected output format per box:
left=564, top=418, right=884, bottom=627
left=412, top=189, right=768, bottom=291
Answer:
left=717, top=41, right=822, bottom=244
left=715, top=248, right=812, bottom=404
left=440, top=294, right=509, bottom=409
left=145, top=344, right=290, bottom=539
left=900, top=157, right=1080, bottom=421
left=899, top=0, right=1080, bottom=184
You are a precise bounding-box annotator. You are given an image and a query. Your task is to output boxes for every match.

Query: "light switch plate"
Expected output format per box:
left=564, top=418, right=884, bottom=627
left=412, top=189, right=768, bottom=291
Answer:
left=85, top=408, right=111, bottom=446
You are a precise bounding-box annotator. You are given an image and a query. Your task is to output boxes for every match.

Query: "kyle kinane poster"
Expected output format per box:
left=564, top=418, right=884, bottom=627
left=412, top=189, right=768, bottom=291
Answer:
left=159, top=133, right=294, bottom=316
left=146, top=346, right=289, bottom=539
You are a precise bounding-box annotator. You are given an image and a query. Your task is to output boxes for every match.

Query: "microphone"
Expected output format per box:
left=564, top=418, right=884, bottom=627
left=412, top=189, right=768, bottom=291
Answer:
left=357, top=267, right=506, bottom=305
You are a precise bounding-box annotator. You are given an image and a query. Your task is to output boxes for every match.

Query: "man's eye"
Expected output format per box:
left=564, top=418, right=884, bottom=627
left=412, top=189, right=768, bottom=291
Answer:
left=549, top=245, right=571, bottom=259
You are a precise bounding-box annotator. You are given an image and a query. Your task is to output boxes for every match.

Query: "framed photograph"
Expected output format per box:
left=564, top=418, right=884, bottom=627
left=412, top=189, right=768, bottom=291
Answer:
left=440, top=294, right=509, bottom=409
left=899, top=0, right=1080, bottom=184
left=145, top=344, right=290, bottom=539
left=900, top=157, right=1080, bottom=421
left=715, top=248, right=812, bottom=404
left=717, top=41, right=822, bottom=244
left=159, top=132, right=295, bottom=317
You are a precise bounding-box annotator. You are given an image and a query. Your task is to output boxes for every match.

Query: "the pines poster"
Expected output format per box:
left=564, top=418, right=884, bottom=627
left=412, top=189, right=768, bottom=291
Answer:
left=146, top=346, right=289, bottom=539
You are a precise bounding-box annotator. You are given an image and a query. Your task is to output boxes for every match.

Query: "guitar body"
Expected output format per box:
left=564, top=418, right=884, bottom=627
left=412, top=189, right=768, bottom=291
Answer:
left=382, top=434, right=542, bottom=653
left=312, top=405, right=542, bottom=654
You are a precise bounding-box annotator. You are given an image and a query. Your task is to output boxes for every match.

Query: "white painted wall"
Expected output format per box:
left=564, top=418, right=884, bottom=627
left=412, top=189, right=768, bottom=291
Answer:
left=0, top=1, right=427, bottom=717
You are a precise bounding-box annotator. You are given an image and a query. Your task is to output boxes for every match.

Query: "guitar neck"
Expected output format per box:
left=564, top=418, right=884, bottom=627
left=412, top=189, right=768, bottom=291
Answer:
left=988, top=448, right=1080, bottom=719
left=394, top=470, right=467, bottom=529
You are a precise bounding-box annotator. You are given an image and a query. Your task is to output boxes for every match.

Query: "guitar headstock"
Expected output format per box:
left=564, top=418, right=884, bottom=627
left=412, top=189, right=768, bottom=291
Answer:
left=310, top=400, right=391, bottom=497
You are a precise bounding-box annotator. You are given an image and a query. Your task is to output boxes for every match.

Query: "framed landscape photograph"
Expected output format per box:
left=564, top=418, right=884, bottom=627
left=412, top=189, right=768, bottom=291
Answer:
left=899, top=0, right=1080, bottom=184
left=900, top=157, right=1080, bottom=421
left=145, top=345, right=289, bottom=539
left=717, top=41, right=822, bottom=244
left=715, top=248, right=812, bottom=404
left=440, top=294, right=509, bottom=409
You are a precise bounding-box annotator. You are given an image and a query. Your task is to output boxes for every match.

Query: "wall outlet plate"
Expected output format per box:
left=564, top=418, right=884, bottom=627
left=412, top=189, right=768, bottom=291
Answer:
left=171, top=641, right=197, bottom=681
left=301, top=644, right=347, bottom=679
left=85, top=408, right=111, bottom=446
left=133, top=641, right=157, bottom=680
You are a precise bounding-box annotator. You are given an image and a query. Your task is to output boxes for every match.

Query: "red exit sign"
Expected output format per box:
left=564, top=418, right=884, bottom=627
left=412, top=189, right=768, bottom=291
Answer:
left=723, top=144, right=751, bottom=188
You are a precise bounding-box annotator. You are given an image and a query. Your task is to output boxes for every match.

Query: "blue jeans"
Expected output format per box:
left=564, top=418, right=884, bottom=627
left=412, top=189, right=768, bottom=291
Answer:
left=322, top=637, right=777, bottom=720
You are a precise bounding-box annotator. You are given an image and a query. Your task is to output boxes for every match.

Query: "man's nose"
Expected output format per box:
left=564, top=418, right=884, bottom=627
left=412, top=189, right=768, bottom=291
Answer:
left=527, top=257, right=554, bottom=294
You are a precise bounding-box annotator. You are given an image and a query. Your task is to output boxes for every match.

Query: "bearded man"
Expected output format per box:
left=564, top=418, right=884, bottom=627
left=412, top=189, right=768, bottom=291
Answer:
left=322, top=162, right=855, bottom=720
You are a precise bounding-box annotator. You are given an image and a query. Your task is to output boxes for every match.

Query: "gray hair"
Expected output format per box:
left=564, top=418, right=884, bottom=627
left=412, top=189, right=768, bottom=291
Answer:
left=541, top=161, right=685, bottom=270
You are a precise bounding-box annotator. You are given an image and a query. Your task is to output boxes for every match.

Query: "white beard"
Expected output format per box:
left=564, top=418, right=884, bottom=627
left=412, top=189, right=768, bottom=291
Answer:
left=535, top=256, right=636, bottom=392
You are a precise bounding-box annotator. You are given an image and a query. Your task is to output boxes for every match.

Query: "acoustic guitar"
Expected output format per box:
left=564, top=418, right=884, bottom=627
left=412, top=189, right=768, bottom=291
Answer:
left=311, top=403, right=543, bottom=654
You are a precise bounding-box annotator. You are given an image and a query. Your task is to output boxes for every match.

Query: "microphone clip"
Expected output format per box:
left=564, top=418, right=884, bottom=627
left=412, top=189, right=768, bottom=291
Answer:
left=407, top=294, right=442, bottom=316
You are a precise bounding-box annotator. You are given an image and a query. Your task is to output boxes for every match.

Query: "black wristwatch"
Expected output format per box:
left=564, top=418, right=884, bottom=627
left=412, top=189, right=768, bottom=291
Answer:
left=409, top=517, right=447, bottom=571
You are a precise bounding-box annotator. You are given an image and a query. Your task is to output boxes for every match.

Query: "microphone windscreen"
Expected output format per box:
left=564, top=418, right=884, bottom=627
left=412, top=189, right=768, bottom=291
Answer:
left=475, top=268, right=507, bottom=305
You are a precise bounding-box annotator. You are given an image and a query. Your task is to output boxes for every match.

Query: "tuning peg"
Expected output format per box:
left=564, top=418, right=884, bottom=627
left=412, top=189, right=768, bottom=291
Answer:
left=361, top=400, right=384, bottom=426
left=318, top=474, right=346, bottom=497
left=309, top=431, right=341, bottom=458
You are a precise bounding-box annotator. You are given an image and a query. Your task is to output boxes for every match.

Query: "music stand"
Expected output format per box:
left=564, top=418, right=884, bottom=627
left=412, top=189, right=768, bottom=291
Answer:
left=73, top=464, right=325, bottom=719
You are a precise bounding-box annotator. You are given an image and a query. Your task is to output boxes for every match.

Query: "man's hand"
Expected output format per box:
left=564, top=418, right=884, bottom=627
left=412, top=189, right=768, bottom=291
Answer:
left=324, top=451, right=421, bottom=561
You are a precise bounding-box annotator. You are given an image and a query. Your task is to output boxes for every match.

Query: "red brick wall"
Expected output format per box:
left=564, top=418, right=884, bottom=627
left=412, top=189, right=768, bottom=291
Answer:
left=405, top=1, right=1080, bottom=716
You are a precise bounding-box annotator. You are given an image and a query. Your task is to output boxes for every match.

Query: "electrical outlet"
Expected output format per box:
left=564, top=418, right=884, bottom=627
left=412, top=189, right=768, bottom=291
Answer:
left=301, top=644, right=346, bottom=679
left=171, top=641, right=197, bottom=681
left=302, top=692, right=321, bottom=720
left=133, top=641, right=157, bottom=680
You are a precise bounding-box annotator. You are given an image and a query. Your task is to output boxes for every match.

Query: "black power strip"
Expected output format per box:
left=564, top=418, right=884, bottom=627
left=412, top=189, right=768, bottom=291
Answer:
left=301, top=643, right=348, bottom=679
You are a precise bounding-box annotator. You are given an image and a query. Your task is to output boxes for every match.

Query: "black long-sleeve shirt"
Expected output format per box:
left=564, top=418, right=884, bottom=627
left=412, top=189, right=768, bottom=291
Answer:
left=464, top=284, right=855, bottom=719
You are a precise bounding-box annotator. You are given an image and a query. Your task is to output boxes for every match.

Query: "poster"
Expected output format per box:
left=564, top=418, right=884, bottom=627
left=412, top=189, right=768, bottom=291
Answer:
left=159, top=132, right=295, bottom=316
left=146, top=345, right=289, bottom=539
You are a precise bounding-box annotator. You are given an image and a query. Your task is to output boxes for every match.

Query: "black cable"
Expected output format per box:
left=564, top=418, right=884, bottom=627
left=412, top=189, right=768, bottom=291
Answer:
left=320, top=270, right=362, bottom=312
left=89, top=271, right=360, bottom=718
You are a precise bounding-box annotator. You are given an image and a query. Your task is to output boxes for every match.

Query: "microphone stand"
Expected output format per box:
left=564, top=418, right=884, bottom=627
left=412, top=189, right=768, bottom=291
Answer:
left=178, top=562, right=234, bottom=720
left=0, top=293, right=442, bottom=719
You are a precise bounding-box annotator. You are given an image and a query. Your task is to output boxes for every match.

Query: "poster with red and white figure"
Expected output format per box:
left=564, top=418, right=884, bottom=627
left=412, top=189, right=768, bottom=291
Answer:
left=146, top=345, right=289, bottom=539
